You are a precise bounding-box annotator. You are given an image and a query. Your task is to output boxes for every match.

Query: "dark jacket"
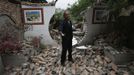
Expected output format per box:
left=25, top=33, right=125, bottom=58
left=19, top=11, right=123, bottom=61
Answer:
left=59, top=19, right=73, bottom=38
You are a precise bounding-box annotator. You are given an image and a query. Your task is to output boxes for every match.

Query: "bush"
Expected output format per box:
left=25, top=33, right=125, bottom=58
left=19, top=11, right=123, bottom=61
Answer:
left=0, top=35, right=22, bottom=54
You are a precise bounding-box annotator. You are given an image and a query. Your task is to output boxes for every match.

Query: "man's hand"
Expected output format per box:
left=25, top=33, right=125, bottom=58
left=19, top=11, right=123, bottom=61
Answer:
left=60, top=32, right=65, bottom=36
left=61, top=33, right=65, bottom=36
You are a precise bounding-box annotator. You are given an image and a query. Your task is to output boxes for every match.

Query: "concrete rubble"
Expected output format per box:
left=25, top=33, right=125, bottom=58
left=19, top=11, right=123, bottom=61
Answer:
left=3, top=39, right=134, bottom=75
left=93, top=31, right=127, bottom=48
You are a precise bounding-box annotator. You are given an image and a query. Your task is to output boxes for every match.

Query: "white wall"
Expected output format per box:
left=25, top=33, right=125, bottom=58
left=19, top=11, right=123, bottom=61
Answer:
left=22, top=5, right=57, bottom=46
left=78, top=7, right=109, bottom=45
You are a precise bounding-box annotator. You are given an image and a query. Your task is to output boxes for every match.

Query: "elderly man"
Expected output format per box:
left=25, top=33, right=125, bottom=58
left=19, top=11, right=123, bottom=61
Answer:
left=59, top=11, right=74, bottom=66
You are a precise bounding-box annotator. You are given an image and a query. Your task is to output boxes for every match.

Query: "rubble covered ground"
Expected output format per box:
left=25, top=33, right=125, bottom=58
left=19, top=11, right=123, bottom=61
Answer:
left=3, top=39, right=134, bottom=75
left=1, top=15, right=134, bottom=74
left=1, top=19, right=134, bottom=74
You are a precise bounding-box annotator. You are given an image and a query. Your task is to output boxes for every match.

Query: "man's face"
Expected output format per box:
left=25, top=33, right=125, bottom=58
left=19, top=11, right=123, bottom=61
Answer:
left=64, top=12, right=70, bottom=20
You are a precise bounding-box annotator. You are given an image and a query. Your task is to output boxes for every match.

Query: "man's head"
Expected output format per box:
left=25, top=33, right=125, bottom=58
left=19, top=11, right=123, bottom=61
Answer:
left=63, top=11, right=70, bottom=20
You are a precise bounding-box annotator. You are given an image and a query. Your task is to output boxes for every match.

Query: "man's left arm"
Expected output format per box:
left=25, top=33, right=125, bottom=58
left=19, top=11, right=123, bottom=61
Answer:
left=59, top=21, right=65, bottom=36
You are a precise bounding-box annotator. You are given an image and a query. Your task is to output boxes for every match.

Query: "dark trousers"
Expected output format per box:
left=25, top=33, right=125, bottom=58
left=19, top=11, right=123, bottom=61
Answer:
left=61, top=36, right=72, bottom=63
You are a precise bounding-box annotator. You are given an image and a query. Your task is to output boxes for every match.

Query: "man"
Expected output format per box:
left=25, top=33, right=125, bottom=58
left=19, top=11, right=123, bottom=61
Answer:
left=59, top=11, right=74, bottom=66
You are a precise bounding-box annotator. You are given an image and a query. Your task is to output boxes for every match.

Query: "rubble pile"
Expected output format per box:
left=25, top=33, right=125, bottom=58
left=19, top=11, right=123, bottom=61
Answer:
left=127, top=61, right=134, bottom=74
left=3, top=45, right=59, bottom=75
left=7, top=40, right=39, bottom=56
left=3, top=43, right=133, bottom=75
left=94, top=31, right=127, bottom=48
left=93, top=32, right=134, bottom=58
left=93, top=31, right=134, bottom=74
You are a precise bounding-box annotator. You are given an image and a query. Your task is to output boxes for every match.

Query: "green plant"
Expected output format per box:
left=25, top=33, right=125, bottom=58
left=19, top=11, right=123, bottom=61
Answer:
left=69, top=0, right=94, bottom=20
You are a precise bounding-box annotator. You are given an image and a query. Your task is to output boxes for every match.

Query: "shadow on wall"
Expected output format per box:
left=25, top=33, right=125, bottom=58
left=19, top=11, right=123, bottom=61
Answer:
left=115, top=13, right=134, bottom=49
left=49, top=15, right=61, bottom=44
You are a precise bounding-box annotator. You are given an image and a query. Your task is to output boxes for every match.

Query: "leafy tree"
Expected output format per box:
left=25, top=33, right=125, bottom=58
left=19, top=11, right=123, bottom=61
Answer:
left=104, top=0, right=134, bottom=17
left=69, top=0, right=134, bottom=21
left=69, top=0, right=94, bottom=20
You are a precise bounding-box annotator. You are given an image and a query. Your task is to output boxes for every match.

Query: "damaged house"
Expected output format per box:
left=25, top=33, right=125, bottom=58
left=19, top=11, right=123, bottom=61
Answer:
left=0, top=0, right=58, bottom=74
left=77, top=0, right=134, bottom=69
left=0, top=0, right=134, bottom=75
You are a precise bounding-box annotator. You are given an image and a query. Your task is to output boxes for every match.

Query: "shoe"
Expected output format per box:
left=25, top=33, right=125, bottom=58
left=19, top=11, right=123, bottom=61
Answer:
left=61, top=62, right=65, bottom=66
left=68, top=59, right=74, bottom=63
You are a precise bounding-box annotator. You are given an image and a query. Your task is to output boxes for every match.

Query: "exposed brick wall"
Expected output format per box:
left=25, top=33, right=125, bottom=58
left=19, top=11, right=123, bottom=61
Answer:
left=0, top=0, right=22, bottom=27
left=0, top=0, right=23, bottom=40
